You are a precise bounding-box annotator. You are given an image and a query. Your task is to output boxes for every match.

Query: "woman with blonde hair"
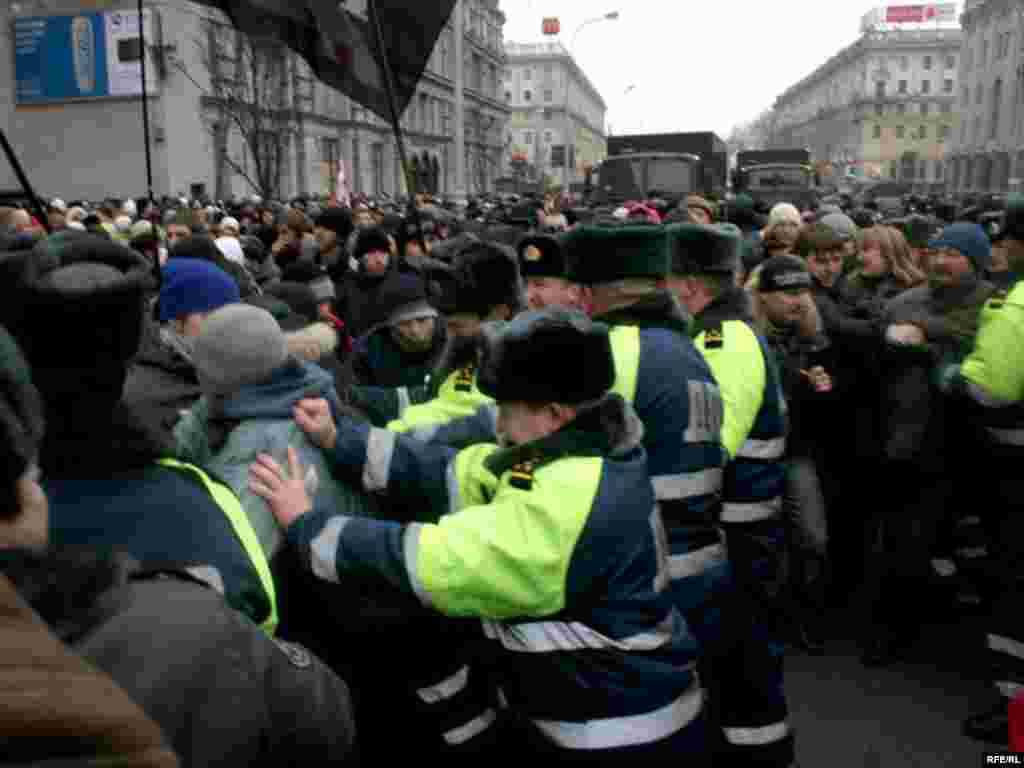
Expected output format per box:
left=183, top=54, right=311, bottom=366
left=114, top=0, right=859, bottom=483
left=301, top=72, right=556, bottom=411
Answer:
left=845, top=225, right=926, bottom=308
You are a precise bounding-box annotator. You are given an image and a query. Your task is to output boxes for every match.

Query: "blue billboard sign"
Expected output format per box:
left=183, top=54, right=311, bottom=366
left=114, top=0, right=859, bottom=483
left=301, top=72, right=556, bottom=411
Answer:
left=14, top=11, right=148, bottom=104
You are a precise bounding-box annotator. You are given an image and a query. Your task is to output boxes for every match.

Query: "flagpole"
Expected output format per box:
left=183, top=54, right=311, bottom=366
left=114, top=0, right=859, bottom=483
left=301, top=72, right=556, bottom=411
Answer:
left=367, top=0, right=427, bottom=251
left=137, top=0, right=154, bottom=204
left=0, top=128, right=51, bottom=234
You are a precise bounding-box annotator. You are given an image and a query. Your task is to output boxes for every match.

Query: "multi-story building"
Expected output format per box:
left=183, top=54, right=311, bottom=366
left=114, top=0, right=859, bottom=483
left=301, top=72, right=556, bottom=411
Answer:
left=946, top=0, right=1024, bottom=195
left=500, top=42, right=607, bottom=192
left=0, top=0, right=509, bottom=202
left=771, top=27, right=961, bottom=189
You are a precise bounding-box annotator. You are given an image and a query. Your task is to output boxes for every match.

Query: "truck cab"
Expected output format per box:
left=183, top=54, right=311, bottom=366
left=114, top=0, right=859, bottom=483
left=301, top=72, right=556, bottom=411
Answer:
left=589, top=152, right=700, bottom=208
left=738, top=163, right=817, bottom=210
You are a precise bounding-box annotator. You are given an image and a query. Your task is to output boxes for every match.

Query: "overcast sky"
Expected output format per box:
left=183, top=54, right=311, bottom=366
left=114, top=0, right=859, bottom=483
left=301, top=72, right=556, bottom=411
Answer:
left=497, top=0, right=962, bottom=138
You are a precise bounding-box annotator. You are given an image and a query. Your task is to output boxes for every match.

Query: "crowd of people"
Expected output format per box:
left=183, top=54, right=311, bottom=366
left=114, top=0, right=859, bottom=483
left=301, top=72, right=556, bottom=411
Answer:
left=0, top=182, right=1022, bottom=766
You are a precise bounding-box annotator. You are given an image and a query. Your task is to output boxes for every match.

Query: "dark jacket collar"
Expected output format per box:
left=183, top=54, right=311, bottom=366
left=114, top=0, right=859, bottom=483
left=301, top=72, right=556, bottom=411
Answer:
left=690, top=286, right=753, bottom=338
left=594, top=289, right=691, bottom=336
left=485, top=394, right=643, bottom=477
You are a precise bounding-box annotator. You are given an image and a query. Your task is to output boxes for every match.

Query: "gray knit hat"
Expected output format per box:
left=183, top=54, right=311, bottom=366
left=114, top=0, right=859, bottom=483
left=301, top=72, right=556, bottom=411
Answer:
left=193, top=304, right=289, bottom=396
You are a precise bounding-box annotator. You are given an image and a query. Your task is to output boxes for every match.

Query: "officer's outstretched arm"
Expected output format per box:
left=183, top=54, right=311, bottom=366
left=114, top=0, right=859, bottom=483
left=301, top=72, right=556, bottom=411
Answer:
left=327, top=418, right=463, bottom=521
left=959, top=299, right=1024, bottom=406
left=286, top=491, right=572, bottom=621
left=404, top=404, right=499, bottom=449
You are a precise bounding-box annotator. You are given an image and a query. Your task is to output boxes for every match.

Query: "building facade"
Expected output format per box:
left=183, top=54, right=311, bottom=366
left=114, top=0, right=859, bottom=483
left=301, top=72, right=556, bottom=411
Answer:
left=1, top=0, right=509, bottom=202
left=500, top=42, right=607, bottom=192
left=771, top=27, right=961, bottom=189
left=946, top=0, right=1024, bottom=196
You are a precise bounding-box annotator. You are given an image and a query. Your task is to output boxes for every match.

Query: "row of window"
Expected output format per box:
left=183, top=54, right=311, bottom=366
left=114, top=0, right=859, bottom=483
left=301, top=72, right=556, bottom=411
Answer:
left=957, top=78, right=1006, bottom=143
left=874, top=101, right=953, bottom=116
left=874, top=78, right=953, bottom=98
left=520, top=129, right=555, bottom=145
left=964, top=29, right=1014, bottom=72
left=870, top=123, right=951, bottom=140
left=880, top=54, right=956, bottom=72
left=508, top=88, right=556, bottom=103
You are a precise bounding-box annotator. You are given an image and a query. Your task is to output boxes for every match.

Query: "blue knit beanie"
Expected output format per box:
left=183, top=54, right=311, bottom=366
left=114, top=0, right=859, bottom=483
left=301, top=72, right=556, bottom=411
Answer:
left=158, top=258, right=240, bottom=322
left=927, top=222, right=992, bottom=274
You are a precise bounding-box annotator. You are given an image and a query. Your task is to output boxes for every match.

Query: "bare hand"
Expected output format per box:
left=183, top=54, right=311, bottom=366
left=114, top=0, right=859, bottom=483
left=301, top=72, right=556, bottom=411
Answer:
left=887, top=323, right=926, bottom=346
left=249, top=447, right=311, bottom=528
left=294, top=398, right=338, bottom=451
left=801, top=366, right=832, bottom=394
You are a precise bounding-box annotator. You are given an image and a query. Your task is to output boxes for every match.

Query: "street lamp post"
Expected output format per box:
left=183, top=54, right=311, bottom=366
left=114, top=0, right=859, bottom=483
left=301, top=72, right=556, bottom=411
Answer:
left=562, top=11, right=619, bottom=193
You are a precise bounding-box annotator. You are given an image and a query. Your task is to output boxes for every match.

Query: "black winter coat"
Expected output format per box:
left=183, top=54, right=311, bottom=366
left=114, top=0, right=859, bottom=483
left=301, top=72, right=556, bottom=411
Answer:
left=1, top=548, right=356, bottom=768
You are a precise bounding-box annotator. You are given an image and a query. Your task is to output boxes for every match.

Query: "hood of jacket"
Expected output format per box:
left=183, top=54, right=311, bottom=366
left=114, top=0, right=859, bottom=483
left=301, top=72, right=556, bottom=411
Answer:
left=207, top=358, right=342, bottom=422
left=133, top=318, right=198, bottom=379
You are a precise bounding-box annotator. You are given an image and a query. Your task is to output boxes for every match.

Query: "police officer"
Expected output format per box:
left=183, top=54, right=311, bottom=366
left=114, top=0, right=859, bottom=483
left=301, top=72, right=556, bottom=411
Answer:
left=665, top=223, right=794, bottom=767
left=402, top=226, right=729, bottom=634
left=564, top=224, right=729, bottom=643
left=941, top=195, right=1024, bottom=744
left=516, top=233, right=582, bottom=310
left=250, top=307, right=709, bottom=765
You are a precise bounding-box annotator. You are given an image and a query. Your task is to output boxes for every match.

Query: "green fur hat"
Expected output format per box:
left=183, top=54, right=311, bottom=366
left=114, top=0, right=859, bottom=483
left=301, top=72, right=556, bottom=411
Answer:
left=564, top=225, right=669, bottom=285
left=666, top=223, right=741, bottom=276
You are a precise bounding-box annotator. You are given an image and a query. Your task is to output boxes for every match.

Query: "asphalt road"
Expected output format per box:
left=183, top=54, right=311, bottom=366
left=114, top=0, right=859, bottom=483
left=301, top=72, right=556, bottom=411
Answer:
left=787, top=603, right=998, bottom=767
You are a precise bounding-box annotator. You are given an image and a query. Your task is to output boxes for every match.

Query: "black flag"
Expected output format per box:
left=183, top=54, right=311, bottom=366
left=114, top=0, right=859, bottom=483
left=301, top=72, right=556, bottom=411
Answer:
left=191, top=0, right=457, bottom=122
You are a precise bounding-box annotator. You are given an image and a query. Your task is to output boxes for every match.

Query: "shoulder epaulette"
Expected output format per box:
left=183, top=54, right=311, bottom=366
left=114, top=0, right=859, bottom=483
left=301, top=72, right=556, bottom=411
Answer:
left=703, top=320, right=724, bottom=349
left=453, top=362, right=476, bottom=392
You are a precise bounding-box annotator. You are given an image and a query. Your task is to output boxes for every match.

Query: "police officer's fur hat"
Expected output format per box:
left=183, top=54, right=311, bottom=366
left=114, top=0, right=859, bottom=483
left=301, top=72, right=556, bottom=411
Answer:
left=477, top=307, right=615, bottom=405
left=451, top=241, right=524, bottom=317
left=666, top=223, right=741, bottom=276
left=516, top=234, right=568, bottom=279
left=564, top=225, right=668, bottom=285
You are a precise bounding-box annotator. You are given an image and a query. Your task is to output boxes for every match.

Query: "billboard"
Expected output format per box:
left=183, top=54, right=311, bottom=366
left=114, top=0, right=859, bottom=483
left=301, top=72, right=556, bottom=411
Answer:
left=14, top=10, right=153, bottom=105
left=885, top=4, right=957, bottom=23
left=861, top=3, right=957, bottom=30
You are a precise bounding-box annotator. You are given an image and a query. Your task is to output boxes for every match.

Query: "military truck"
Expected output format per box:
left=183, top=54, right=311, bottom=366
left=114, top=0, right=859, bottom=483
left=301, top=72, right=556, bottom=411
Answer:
left=733, top=149, right=817, bottom=210
left=590, top=131, right=728, bottom=207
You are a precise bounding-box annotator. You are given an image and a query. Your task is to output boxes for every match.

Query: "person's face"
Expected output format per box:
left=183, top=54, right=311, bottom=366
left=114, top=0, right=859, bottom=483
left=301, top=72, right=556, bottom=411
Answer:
left=688, top=206, right=712, bottom=226
left=445, top=312, right=482, bottom=339
left=2, top=466, right=49, bottom=551
left=174, top=312, right=208, bottom=338
left=261, top=210, right=275, bottom=226
left=991, top=242, right=1010, bottom=272
left=860, top=242, right=888, bottom=277
left=354, top=210, right=374, bottom=228
left=929, top=247, right=973, bottom=287
left=362, top=249, right=390, bottom=275
left=771, top=222, right=799, bottom=247
left=167, top=224, right=191, bottom=244
left=807, top=249, right=844, bottom=288
left=393, top=316, right=436, bottom=352
left=525, top=276, right=580, bottom=310
left=11, top=210, right=32, bottom=233
left=760, top=288, right=809, bottom=328
left=314, top=225, right=338, bottom=255
left=496, top=401, right=561, bottom=447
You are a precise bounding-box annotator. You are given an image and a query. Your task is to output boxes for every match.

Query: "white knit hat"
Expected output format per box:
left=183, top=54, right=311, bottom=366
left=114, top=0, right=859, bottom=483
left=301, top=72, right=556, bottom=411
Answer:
left=768, top=203, right=802, bottom=227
